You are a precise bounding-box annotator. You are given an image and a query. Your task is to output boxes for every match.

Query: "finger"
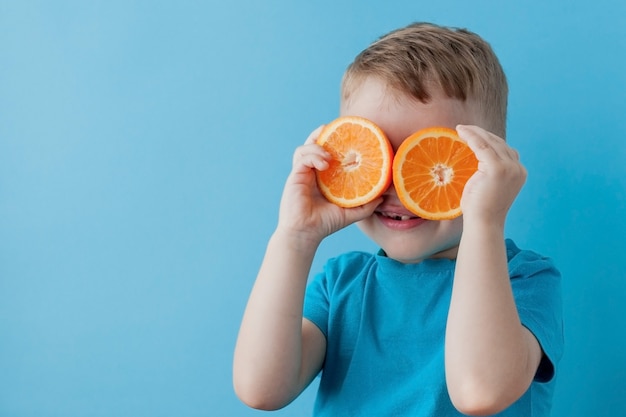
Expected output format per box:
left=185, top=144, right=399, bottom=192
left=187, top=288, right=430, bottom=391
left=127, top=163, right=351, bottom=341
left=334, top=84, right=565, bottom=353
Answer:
left=456, top=125, right=499, bottom=161
left=293, top=143, right=331, bottom=171
left=305, top=125, right=325, bottom=145
left=457, top=125, right=516, bottom=161
left=343, top=197, right=383, bottom=223
left=507, top=146, right=521, bottom=161
left=293, top=143, right=331, bottom=163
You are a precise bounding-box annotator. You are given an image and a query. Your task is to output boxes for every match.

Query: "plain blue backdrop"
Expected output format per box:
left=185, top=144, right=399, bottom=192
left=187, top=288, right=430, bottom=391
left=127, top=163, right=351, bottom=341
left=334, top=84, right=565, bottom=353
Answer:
left=1, top=1, right=625, bottom=416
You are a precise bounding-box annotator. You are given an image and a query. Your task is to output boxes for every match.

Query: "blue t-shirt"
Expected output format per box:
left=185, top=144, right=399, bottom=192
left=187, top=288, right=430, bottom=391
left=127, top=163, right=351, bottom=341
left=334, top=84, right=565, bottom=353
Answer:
left=303, top=239, right=563, bottom=416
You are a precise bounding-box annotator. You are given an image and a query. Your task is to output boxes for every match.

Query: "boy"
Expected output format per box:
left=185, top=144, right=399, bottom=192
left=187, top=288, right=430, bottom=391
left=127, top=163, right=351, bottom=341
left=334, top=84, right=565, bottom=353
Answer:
left=233, top=22, right=563, bottom=416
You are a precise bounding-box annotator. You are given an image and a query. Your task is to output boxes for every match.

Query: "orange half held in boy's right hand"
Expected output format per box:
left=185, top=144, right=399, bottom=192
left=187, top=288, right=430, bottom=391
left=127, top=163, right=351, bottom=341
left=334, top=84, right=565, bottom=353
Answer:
left=315, top=116, right=393, bottom=208
left=392, top=127, right=478, bottom=220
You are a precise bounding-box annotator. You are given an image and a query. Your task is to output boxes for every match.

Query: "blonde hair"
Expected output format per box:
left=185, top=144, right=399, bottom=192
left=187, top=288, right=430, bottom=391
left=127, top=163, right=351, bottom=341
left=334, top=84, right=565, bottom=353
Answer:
left=342, top=22, right=508, bottom=136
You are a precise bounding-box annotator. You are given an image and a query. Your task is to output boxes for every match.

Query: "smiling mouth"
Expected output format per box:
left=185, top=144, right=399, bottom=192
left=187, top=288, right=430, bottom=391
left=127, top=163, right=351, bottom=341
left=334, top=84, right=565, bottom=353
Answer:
left=376, top=211, right=419, bottom=221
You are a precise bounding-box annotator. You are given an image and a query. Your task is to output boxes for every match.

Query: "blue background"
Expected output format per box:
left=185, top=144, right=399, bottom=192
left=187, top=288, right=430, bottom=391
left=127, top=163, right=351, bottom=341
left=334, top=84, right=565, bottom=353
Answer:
left=1, top=1, right=624, bottom=416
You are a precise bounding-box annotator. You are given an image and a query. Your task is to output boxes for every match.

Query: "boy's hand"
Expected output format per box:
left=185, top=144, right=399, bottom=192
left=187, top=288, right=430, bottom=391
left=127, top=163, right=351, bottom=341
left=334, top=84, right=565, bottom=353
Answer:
left=457, top=125, right=527, bottom=227
left=276, top=126, right=381, bottom=244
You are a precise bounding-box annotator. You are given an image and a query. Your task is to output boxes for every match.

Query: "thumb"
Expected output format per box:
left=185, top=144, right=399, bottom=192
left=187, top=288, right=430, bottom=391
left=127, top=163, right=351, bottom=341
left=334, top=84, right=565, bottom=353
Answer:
left=343, top=198, right=382, bottom=224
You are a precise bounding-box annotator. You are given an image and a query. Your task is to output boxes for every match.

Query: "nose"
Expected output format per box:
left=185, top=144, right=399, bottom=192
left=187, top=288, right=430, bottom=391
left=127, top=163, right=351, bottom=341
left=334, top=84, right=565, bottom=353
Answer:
left=382, top=181, right=398, bottom=196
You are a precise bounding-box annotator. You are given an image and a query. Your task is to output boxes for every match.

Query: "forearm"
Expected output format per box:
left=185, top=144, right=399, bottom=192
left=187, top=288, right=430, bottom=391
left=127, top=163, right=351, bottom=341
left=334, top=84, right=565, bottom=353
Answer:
left=445, top=221, right=541, bottom=414
left=233, top=230, right=320, bottom=408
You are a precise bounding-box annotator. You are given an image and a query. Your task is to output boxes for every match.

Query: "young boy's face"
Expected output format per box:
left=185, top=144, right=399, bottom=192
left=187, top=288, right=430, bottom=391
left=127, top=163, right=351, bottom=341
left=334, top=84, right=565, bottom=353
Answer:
left=340, top=76, right=480, bottom=263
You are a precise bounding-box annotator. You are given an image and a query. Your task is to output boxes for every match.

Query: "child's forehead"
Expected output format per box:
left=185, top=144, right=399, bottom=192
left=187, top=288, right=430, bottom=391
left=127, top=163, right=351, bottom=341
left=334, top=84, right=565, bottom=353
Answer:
left=340, top=77, right=477, bottom=147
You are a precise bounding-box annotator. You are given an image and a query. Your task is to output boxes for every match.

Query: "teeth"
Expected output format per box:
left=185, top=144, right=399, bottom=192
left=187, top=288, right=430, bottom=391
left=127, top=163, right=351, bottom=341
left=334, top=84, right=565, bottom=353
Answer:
left=381, top=212, right=412, bottom=221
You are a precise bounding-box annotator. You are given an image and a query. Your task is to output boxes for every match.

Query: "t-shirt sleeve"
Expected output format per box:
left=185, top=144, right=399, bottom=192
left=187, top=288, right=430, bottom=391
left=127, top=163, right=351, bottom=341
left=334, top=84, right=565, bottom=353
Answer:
left=303, top=252, right=368, bottom=338
left=303, top=268, right=331, bottom=338
left=508, top=243, right=564, bottom=383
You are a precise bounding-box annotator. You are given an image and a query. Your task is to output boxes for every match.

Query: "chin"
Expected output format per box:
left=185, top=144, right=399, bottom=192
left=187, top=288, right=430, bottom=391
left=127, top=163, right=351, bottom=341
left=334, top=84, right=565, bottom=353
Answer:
left=380, top=246, right=432, bottom=264
left=357, top=217, right=463, bottom=263
left=380, top=242, right=460, bottom=264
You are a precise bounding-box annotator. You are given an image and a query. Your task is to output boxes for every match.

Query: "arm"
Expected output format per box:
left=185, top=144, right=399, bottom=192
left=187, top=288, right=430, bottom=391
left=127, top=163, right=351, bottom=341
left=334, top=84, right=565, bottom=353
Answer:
left=445, top=125, right=542, bottom=416
left=233, top=230, right=326, bottom=410
left=233, top=127, right=380, bottom=410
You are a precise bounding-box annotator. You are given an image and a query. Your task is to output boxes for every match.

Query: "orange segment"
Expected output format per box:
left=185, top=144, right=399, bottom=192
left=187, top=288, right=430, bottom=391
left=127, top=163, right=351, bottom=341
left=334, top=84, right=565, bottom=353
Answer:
left=392, top=127, right=478, bottom=220
left=315, top=116, right=393, bottom=208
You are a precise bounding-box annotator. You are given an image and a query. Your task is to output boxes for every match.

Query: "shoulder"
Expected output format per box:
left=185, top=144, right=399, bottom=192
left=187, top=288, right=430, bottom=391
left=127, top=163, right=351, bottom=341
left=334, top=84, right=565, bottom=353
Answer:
left=324, top=251, right=377, bottom=271
left=322, top=250, right=377, bottom=276
left=505, top=239, right=560, bottom=280
left=312, top=251, right=378, bottom=293
left=304, top=251, right=378, bottom=332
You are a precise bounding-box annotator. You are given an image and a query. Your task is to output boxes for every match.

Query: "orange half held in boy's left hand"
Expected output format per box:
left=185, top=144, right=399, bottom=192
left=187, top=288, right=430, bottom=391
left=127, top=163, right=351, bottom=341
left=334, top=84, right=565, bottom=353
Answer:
left=315, top=116, right=393, bottom=208
left=392, top=127, right=478, bottom=220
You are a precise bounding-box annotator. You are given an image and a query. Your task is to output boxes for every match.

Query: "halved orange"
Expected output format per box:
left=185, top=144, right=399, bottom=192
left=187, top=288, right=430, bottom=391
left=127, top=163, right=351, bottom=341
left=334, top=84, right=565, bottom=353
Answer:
left=315, top=116, right=393, bottom=208
left=392, top=127, right=478, bottom=220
